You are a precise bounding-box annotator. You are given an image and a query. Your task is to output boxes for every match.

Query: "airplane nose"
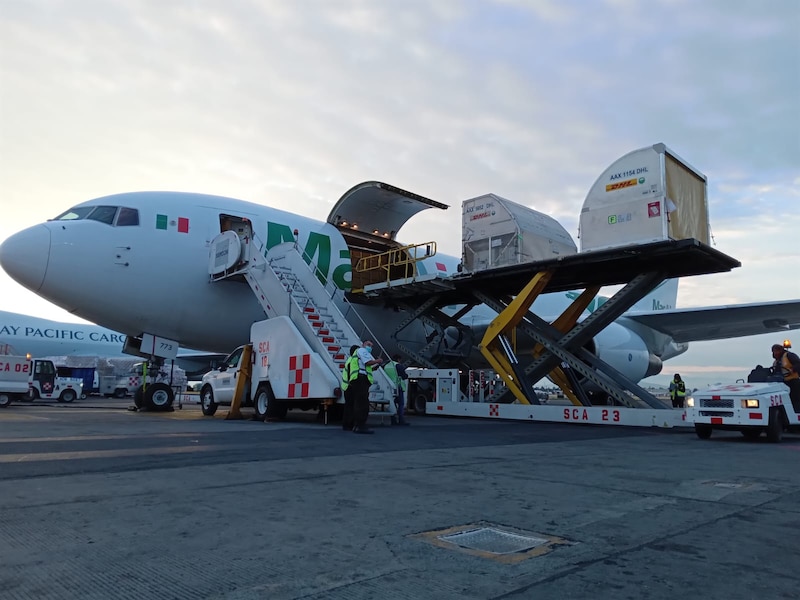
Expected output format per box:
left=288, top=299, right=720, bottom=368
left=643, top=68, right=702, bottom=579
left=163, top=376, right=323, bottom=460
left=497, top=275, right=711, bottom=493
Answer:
left=0, top=224, right=51, bottom=292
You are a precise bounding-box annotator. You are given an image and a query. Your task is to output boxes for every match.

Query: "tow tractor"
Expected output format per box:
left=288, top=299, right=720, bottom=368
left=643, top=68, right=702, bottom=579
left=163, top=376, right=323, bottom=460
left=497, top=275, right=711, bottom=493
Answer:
left=686, top=377, right=800, bottom=443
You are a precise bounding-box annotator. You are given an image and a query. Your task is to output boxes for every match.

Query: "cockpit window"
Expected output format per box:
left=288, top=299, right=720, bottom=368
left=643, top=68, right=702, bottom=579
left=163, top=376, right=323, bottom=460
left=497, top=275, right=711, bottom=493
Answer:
left=53, top=206, right=94, bottom=221
left=86, top=206, right=118, bottom=225
left=115, top=207, right=139, bottom=226
left=51, top=205, right=140, bottom=227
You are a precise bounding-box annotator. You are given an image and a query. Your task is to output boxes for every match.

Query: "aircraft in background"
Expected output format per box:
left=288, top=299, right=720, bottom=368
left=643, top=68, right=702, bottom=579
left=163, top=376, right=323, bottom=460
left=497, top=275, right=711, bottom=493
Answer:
left=0, top=309, right=223, bottom=375
left=1, top=184, right=799, bottom=396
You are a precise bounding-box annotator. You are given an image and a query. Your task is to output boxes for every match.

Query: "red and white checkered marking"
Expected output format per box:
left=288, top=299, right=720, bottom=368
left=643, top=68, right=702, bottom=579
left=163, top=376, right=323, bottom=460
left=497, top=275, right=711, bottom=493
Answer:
left=288, top=354, right=310, bottom=398
left=489, top=404, right=499, bottom=417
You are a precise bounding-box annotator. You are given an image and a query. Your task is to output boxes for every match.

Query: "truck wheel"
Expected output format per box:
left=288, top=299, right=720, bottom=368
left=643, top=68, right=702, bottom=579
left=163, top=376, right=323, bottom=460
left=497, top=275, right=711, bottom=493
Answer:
left=413, top=392, right=428, bottom=415
left=694, top=424, right=712, bottom=439
left=766, top=407, right=784, bottom=443
left=0, top=393, right=11, bottom=408
left=145, top=383, right=174, bottom=411
left=58, top=389, right=77, bottom=403
left=741, top=429, right=762, bottom=440
left=200, top=385, right=217, bottom=416
left=254, top=384, right=273, bottom=421
left=114, top=388, right=127, bottom=399
left=26, top=388, right=38, bottom=402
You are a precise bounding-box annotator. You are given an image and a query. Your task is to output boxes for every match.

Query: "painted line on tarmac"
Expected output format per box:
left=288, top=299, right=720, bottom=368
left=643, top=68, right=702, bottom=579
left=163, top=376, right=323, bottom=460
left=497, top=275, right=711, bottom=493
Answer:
left=0, top=444, right=224, bottom=463
left=0, top=432, right=207, bottom=444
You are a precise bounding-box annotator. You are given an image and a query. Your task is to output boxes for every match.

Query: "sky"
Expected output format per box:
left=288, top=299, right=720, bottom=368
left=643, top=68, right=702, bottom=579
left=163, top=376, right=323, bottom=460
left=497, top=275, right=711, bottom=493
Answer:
left=1, top=0, right=798, bottom=389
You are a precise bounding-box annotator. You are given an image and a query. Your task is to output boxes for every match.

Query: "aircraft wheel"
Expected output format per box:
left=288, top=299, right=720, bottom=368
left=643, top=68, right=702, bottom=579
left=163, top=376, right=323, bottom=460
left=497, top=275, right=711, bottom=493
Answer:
left=741, top=429, right=762, bottom=440
left=114, top=388, right=127, bottom=399
left=200, top=385, right=217, bottom=416
left=0, top=393, right=11, bottom=408
left=145, top=383, right=174, bottom=411
left=58, top=389, right=77, bottom=403
left=694, top=424, right=712, bottom=440
left=766, top=407, right=784, bottom=443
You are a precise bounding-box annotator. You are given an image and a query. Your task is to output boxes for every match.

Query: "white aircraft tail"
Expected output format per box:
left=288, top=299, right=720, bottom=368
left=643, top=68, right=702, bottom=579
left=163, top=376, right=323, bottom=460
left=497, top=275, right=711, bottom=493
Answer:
left=627, top=278, right=679, bottom=313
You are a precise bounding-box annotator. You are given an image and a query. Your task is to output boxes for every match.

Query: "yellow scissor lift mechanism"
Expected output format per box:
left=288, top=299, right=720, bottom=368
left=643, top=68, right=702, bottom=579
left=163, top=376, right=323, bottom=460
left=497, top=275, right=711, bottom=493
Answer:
left=472, top=268, right=672, bottom=409
left=478, top=270, right=602, bottom=407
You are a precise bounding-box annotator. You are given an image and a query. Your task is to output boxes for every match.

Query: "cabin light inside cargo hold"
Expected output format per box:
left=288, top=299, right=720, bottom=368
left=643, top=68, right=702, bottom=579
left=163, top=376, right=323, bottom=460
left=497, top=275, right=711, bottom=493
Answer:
left=741, top=398, right=759, bottom=409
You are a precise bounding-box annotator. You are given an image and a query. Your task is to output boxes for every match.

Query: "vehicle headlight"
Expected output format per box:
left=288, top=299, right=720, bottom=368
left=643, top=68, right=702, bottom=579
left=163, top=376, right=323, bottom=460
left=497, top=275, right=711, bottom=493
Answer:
left=741, top=398, right=759, bottom=408
left=685, top=397, right=694, bottom=407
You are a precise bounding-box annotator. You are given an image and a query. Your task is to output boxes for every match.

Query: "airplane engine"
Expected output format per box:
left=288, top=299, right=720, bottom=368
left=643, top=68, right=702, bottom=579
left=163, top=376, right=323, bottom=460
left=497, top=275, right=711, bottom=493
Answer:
left=589, top=322, right=662, bottom=382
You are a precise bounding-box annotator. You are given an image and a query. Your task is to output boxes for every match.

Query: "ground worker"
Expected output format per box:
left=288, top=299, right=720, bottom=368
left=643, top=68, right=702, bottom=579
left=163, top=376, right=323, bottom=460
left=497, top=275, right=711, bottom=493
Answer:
left=669, top=373, right=686, bottom=408
left=384, top=354, right=410, bottom=426
left=352, top=340, right=383, bottom=434
left=340, top=345, right=360, bottom=431
left=771, top=342, right=800, bottom=412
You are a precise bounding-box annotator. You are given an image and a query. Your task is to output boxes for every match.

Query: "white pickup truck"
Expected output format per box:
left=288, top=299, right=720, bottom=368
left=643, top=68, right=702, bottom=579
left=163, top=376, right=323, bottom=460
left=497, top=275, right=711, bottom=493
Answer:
left=686, top=381, right=800, bottom=442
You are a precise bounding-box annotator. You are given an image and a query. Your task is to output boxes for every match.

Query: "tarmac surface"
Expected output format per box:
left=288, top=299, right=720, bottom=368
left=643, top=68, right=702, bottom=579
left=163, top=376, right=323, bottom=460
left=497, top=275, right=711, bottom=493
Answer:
left=1, top=397, right=798, bottom=600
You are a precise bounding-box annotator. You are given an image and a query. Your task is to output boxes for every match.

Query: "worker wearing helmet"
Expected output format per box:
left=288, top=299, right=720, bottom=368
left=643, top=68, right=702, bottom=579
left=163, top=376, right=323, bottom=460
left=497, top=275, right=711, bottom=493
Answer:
left=771, top=343, right=800, bottom=412
left=668, top=373, right=686, bottom=408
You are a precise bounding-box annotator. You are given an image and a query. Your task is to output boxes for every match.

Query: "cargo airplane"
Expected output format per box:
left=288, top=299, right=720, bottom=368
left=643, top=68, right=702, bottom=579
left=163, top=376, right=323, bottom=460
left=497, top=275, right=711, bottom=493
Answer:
left=0, top=309, right=223, bottom=374
left=1, top=183, right=799, bottom=405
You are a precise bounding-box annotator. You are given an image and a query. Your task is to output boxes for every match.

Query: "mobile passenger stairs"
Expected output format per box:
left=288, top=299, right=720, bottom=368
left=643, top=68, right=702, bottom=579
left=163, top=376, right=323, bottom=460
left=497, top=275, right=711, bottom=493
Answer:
left=208, top=228, right=398, bottom=425
left=344, top=144, right=742, bottom=429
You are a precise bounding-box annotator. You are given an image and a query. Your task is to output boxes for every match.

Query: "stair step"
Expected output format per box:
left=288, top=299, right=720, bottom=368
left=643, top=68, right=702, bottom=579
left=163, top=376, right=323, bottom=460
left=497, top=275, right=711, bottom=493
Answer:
left=333, top=353, right=346, bottom=360
left=302, top=307, right=315, bottom=313
left=322, top=337, right=335, bottom=343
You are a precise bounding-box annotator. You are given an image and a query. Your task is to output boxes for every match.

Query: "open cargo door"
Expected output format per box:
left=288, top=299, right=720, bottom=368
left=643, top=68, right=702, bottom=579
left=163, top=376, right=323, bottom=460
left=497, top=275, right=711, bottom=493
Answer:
left=327, top=182, right=448, bottom=290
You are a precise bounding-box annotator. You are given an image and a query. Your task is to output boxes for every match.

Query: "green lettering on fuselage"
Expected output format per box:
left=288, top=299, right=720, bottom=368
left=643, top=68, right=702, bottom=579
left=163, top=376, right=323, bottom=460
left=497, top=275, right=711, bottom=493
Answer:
left=265, top=221, right=350, bottom=289
left=332, top=249, right=352, bottom=289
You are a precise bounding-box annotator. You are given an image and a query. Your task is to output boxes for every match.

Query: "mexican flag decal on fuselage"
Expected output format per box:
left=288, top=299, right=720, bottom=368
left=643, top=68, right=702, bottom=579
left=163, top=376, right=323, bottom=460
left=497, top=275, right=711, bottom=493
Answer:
left=156, top=214, right=189, bottom=233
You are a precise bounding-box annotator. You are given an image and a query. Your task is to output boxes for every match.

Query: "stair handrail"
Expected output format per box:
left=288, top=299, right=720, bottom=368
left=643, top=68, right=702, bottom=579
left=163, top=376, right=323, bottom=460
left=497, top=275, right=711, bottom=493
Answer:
left=249, top=233, right=392, bottom=364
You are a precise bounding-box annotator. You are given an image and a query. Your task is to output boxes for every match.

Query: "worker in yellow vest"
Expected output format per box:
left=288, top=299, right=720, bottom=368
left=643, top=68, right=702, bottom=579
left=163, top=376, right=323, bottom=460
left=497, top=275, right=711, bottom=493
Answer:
left=352, top=340, right=383, bottom=434
left=669, top=373, right=686, bottom=408
left=384, top=354, right=410, bottom=426
left=771, top=342, right=800, bottom=412
left=340, top=345, right=360, bottom=431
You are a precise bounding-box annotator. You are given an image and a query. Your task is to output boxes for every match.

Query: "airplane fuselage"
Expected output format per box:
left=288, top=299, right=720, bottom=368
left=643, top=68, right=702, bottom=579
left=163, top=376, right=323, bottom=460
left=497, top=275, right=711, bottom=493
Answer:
left=0, top=190, right=688, bottom=384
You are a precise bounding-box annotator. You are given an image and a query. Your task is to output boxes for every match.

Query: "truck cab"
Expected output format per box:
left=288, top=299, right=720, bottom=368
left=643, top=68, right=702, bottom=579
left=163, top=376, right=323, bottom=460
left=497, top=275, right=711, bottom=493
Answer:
left=686, top=380, right=800, bottom=443
left=28, top=358, right=84, bottom=403
left=199, top=346, right=252, bottom=416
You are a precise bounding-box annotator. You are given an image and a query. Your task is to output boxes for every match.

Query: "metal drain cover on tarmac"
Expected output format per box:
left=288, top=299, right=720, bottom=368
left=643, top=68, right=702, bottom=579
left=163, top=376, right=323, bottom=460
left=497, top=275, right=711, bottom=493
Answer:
left=439, top=527, right=547, bottom=554
left=413, top=522, right=572, bottom=564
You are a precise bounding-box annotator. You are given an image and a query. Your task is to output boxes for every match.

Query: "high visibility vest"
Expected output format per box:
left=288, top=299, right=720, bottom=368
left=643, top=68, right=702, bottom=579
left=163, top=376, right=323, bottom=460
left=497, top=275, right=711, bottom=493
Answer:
left=778, top=354, right=799, bottom=381
left=340, top=355, right=359, bottom=391
left=670, top=380, right=686, bottom=398
left=384, top=361, right=407, bottom=392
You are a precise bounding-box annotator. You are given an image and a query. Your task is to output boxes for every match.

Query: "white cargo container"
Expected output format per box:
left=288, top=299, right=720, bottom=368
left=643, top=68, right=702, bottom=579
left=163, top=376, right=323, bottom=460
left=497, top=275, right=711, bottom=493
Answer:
left=461, top=194, right=577, bottom=274
left=579, top=143, right=711, bottom=252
